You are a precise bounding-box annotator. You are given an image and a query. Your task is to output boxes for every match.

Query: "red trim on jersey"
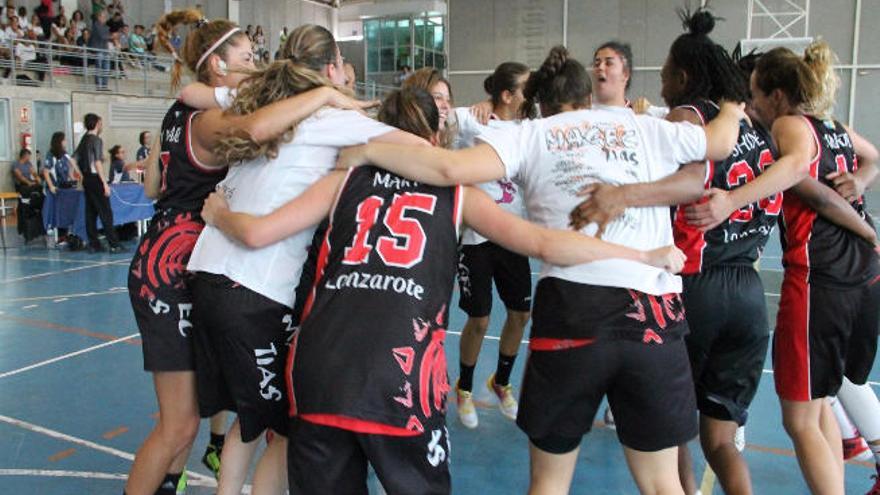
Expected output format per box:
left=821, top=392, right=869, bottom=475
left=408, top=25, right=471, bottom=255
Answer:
left=774, top=268, right=812, bottom=401
left=674, top=159, right=714, bottom=275
left=529, top=337, right=596, bottom=351
left=286, top=329, right=301, bottom=416
left=674, top=105, right=707, bottom=125
left=300, top=413, right=421, bottom=437
left=185, top=111, right=226, bottom=175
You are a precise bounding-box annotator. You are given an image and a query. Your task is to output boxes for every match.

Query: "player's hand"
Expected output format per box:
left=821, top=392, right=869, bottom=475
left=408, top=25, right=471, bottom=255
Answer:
left=683, top=188, right=733, bottom=231
left=336, top=145, right=369, bottom=170
left=568, top=182, right=626, bottom=236
left=719, top=101, right=748, bottom=122
left=825, top=171, right=864, bottom=203
left=469, top=100, right=493, bottom=125
left=49, top=184, right=57, bottom=195
left=631, top=97, right=651, bottom=115
left=201, top=191, right=229, bottom=226
left=103, top=183, right=111, bottom=197
left=643, top=245, right=687, bottom=274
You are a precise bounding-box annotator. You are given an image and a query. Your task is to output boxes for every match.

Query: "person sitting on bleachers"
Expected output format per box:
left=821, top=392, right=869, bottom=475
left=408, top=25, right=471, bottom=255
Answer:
left=5, top=15, right=24, bottom=39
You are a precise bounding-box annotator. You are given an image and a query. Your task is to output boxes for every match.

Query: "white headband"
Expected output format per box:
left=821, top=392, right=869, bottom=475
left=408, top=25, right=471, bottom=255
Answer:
left=195, top=27, right=241, bottom=71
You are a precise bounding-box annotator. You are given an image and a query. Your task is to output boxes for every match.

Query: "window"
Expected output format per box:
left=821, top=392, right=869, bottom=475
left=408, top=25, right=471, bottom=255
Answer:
left=0, top=99, right=10, bottom=161
left=364, top=13, right=445, bottom=81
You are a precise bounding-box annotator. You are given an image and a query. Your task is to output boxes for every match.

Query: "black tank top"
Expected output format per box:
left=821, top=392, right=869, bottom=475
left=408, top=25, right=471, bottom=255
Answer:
left=154, top=100, right=227, bottom=213
left=780, top=116, right=879, bottom=286
left=673, top=100, right=781, bottom=273
left=288, top=166, right=462, bottom=434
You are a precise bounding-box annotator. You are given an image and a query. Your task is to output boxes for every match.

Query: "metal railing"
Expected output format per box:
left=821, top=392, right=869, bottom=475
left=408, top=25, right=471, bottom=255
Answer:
left=354, top=80, right=399, bottom=101
left=0, top=37, right=176, bottom=96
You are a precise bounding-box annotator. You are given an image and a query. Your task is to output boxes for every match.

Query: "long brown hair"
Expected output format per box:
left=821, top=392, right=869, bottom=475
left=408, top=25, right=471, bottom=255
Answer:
left=523, top=46, right=590, bottom=118
left=403, top=67, right=457, bottom=148
left=754, top=39, right=839, bottom=118
left=156, top=8, right=248, bottom=90
left=214, top=24, right=339, bottom=164
left=377, top=89, right=439, bottom=141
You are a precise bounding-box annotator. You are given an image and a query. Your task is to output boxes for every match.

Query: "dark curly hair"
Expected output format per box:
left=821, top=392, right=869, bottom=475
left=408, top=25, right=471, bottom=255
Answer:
left=522, top=46, right=589, bottom=118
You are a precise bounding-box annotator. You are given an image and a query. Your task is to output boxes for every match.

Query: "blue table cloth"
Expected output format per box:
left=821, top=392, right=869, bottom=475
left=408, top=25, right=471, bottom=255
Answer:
left=43, top=183, right=155, bottom=239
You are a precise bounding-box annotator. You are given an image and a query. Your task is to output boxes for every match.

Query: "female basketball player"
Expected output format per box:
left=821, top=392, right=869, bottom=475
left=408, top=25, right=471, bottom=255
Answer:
left=198, top=87, right=685, bottom=494
left=125, top=11, right=370, bottom=495
left=336, top=45, right=747, bottom=495
left=185, top=24, right=424, bottom=495
left=570, top=9, right=794, bottom=494
left=692, top=41, right=879, bottom=494
left=446, top=62, right=532, bottom=428
left=403, top=67, right=457, bottom=148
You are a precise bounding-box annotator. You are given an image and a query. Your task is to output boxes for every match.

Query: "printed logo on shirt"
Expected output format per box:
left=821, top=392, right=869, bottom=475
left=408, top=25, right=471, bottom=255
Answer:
left=544, top=121, right=639, bottom=165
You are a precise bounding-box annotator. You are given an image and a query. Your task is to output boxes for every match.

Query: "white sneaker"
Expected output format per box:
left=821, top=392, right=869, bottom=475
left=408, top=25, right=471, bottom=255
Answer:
left=487, top=374, right=518, bottom=420
left=604, top=407, right=616, bottom=430
left=456, top=381, right=478, bottom=429
left=735, top=425, right=745, bottom=452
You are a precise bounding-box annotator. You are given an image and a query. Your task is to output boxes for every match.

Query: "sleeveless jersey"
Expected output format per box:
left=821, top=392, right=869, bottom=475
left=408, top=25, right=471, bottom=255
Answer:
left=154, top=100, right=226, bottom=213
left=673, top=100, right=781, bottom=274
left=779, top=116, right=879, bottom=286
left=287, top=165, right=463, bottom=435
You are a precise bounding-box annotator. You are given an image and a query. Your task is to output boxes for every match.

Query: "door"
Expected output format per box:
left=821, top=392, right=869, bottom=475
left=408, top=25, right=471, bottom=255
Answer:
left=33, top=101, right=71, bottom=168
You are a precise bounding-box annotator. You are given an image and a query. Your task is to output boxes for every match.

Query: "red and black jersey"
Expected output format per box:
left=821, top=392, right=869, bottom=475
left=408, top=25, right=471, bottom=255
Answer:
left=154, top=100, right=226, bottom=213
left=780, top=116, right=879, bottom=287
left=673, top=100, right=781, bottom=274
left=287, top=165, right=463, bottom=436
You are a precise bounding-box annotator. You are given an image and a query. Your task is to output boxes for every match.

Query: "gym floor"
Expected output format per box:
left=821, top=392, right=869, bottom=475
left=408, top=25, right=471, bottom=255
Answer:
left=1, top=199, right=879, bottom=493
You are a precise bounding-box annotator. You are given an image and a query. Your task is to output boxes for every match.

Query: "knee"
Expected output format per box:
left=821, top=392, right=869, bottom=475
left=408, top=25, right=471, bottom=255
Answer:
left=465, top=317, right=491, bottom=337
left=782, top=413, right=814, bottom=440
left=508, top=310, right=531, bottom=329
left=157, top=415, right=200, bottom=451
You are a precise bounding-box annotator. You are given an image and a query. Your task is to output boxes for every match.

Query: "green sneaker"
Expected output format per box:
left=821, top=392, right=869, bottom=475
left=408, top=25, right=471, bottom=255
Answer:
left=175, top=471, right=188, bottom=495
left=201, top=444, right=221, bottom=480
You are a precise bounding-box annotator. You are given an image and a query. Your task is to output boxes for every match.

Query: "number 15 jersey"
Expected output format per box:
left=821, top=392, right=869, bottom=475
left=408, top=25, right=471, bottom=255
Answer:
left=287, top=165, right=463, bottom=436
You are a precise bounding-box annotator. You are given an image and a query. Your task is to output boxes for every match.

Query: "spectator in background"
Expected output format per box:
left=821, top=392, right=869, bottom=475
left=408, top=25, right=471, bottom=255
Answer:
left=16, top=7, right=28, bottom=29
left=168, top=27, right=181, bottom=51
left=42, top=131, right=80, bottom=193
left=129, top=24, right=145, bottom=55
left=343, top=61, right=356, bottom=91
left=29, top=14, right=44, bottom=40
left=37, top=0, right=55, bottom=35
left=91, top=1, right=106, bottom=18
left=12, top=147, right=45, bottom=242
left=88, top=9, right=110, bottom=90
left=245, top=24, right=253, bottom=40
left=42, top=131, right=81, bottom=246
left=279, top=26, right=288, bottom=45
left=75, top=112, right=123, bottom=253
left=395, top=64, right=412, bottom=85
left=253, top=25, right=266, bottom=61
left=5, top=16, right=24, bottom=39
left=58, top=27, right=80, bottom=66
left=136, top=130, right=150, bottom=161
left=0, top=2, right=13, bottom=21
left=108, top=144, right=136, bottom=183
left=12, top=148, right=41, bottom=192
left=107, top=10, right=123, bottom=33
left=76, top=27, right=90, bottom=46
left=144, top=23, right=157, bottom=52
left=51, top=14, right=68, bottom=42
left=70, top=9, right=86, bottom=38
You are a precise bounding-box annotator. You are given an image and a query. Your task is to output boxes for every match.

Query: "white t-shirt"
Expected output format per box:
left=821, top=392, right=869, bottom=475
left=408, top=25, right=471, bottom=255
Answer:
left=477, top=104, right=707, bottom=295
left=188, top=108, right=396, bottom=307
left=15, top=42, right=36, bottom=62
left=452, top=107, right=526, bottom=245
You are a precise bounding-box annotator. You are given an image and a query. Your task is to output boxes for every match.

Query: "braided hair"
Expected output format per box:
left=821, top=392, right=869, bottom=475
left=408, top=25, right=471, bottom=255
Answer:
left=521, top=45, right=589, bottom=118
left=663, top=6, right=748, bottom=108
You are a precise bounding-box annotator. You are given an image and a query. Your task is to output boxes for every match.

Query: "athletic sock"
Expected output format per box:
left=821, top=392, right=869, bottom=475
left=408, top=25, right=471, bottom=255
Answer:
left=154, top=472, right=183, bottom=495
left=494, top=353, right=517, bottom=386
left=459, top=363, right=476, bottom=392
left=210, top=432, right=225, bottom=451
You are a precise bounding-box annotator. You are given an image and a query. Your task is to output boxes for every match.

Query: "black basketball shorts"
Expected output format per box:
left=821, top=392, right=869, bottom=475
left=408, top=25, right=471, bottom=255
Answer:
left=457, top=241, right=532, bottom=317
left=682, top=265, right=770, bottom=425
left=190, top=272, right=295, bottom=442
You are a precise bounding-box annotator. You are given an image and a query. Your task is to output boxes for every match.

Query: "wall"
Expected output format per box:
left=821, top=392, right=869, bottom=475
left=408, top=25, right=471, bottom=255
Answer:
left=238, top=0, right=333, bottom=58
left=0, top=84, right=173, bottom=192
left=447, top=0, right=879, bottom=146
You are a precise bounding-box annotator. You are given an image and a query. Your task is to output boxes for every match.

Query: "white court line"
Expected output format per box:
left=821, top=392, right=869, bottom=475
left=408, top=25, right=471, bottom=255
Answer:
left=0, top=415, right=214, bottom=484
left=0, top=260, right=129, bottom=284
left=0, top=469, right=222, bottom=488
left=0, top=333, right=139, bottom=380
left=5, top=256, right=114, bottom=265
left=2, top=288, right=128, bottom=304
